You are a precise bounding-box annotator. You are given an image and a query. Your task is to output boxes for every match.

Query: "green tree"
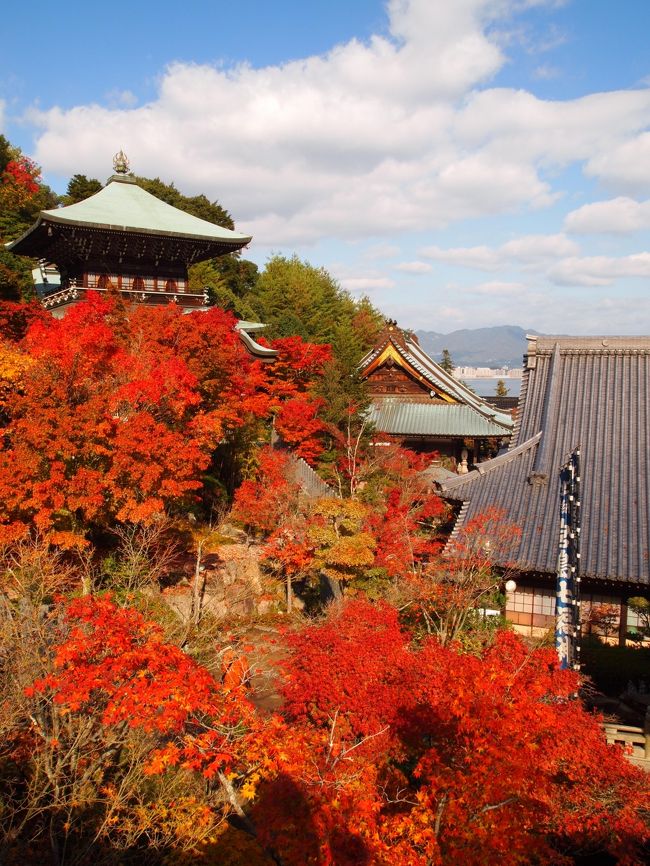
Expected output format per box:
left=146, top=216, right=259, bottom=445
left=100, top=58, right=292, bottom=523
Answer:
left=134, top=174, right=260, bottom=310
left=188, top=259, right=259, bottom=320
left=440, top=348, right=454, bottom=374
left=495, top=379, right=509, bottom=396
left=62, top=173, right=103, bottom=204
left=252, top=254, right=352, bottom=342
left=0, top=134, right=12, bottom=175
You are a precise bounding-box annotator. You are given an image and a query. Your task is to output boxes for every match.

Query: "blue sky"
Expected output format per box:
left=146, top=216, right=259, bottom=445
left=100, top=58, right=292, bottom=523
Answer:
left=2, top=0, right=650, bottom=334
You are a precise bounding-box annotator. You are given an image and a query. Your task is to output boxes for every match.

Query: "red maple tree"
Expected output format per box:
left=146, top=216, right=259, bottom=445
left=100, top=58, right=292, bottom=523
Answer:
left=252, top=599, right=650, bottom=866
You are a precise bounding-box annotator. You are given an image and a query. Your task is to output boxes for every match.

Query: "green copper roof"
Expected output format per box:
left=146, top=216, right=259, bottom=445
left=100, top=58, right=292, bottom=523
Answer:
left=367, top=398, right=512, bottom=439
left=9, top=174, right=251, bottom=248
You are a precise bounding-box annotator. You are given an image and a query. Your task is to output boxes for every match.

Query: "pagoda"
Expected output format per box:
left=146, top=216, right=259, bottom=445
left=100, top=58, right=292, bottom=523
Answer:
left=360, top=322, right=513, bottom=472
left=7, top=151, right=252, bottom=315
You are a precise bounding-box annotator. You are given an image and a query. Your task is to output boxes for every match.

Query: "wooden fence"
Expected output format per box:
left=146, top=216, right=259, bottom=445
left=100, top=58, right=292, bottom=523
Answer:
left=603, top=716, right=650, bottom=770
left=286, top=454, right=338, bottom=499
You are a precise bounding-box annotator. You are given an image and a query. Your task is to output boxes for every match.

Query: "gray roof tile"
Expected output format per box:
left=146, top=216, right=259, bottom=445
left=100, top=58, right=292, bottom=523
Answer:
left=439, top=336, right=650, bottom=586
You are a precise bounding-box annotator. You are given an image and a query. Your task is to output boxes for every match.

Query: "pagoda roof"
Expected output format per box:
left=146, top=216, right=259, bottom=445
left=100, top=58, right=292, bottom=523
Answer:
left=359, top=325, right=513, bottom=436
left=437, top=335, right=650, bottom=586
left=7, top=174, right=251, bottom=259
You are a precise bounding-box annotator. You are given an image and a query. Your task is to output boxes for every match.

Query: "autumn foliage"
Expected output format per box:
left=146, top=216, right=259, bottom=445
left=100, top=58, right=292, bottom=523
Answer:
left=0, top=292, right=648, bottom=866
left=255, top=600, right=650, bottom=866
left=0, top=296, right=329, bottom=546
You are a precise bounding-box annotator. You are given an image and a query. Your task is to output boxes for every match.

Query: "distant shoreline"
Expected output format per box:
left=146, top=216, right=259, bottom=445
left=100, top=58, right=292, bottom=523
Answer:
left=462, top=376, right=522, bottom=397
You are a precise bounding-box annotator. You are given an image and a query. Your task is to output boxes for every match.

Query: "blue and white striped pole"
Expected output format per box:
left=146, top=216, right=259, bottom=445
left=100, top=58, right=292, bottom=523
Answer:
left=556, top=450, right=581, bottom=670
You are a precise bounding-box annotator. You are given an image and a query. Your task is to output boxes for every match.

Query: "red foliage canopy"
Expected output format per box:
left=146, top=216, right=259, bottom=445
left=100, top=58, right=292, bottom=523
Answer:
left=0, top=297, right=331, bottom=545
left=254, top=599, right=650, bottom=866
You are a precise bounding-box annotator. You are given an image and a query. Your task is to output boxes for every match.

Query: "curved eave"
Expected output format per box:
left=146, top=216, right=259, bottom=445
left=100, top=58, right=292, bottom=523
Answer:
left=360, top=336, right=513, bottom=433
left=438, top=432, right=542, bottom=499
left=7, top=214, right=251, bottom=256
left=237, top=328, right=278, bottom=360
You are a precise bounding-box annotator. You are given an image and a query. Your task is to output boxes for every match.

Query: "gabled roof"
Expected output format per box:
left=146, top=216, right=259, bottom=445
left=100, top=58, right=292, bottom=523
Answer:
left=7, top=174, right=251, bottom=257
left=438, top=335, right=650, bottom=586
left=359, top=326, right=513, bottom=438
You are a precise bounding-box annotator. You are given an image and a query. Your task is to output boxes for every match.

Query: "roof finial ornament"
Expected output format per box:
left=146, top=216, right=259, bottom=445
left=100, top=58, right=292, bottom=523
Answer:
left=113, top=149, right=130, bottom=175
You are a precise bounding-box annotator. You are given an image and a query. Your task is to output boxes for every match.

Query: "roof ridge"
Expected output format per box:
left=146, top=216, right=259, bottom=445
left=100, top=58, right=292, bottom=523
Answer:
left=438, top=431, right=542, bottom=495
left=403, top=339, right=513, bottom=429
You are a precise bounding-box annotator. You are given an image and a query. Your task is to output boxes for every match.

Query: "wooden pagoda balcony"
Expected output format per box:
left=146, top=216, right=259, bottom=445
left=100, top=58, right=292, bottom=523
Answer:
left=40, top=280, right=209, bottom=312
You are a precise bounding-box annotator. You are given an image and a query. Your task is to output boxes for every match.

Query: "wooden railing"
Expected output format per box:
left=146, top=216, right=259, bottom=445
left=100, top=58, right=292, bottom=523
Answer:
left=603, top=714, right=650, bottom=769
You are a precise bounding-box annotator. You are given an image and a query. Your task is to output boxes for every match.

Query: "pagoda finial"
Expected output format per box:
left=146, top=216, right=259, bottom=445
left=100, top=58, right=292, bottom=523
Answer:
left=113, top=149, right=130, bottom=174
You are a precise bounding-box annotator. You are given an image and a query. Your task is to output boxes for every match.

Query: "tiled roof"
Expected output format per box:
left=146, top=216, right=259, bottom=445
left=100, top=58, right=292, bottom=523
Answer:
left=360, top=333, right=513, bottom=437
left=368, top=398, right=512, bottom=438
left=439, top=335, right=650, bottom=586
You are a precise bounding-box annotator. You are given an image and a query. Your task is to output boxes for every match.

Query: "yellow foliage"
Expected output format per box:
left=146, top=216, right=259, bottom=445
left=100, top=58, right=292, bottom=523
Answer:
left=0, top=341, right=33, bottom=408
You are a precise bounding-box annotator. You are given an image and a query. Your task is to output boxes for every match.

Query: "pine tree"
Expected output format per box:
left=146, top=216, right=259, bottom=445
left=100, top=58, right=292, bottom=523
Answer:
left=440, top=348, right=455, bottom=373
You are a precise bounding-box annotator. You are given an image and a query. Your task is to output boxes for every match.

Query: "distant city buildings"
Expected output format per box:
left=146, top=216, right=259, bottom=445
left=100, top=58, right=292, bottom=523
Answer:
left=454, top=366, right=523, bottom=379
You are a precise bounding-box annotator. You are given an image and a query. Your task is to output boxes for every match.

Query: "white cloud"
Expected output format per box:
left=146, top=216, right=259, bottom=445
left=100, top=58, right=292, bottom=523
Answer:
left=419, top=244, right=500, bottom=270
left=339, top=276, right=396, bottom=293
left=105, top=89, right=138, bottom=109
left=548, top=252, right=650, bottom=286
left=565, top=197, right=650, bottom=234
left=420, top=233, right=579, bottom=270
left=585, top=132, right=650, bottom=193
left=394, top=260, right=432, bottom=273
left=468, top=280, right=525, bottom=295
left=22, top=0, right=650, bottom=249
left=533, top=64, right=560, bottom=80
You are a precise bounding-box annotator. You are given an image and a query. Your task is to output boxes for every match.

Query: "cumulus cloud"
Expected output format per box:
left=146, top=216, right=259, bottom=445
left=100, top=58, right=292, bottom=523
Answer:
left=339, top=276, right=396, bottom=293
left=394, top=261, right=432, bottom=273
left=23, top=0, right=650, bottom=250
left=420, top=233, right=579, bottom=270
left=565, top=197, right=650, bottom=234
left=585, top=132, right=650, bottom=193
left=548, top=253, right=650, bottom=286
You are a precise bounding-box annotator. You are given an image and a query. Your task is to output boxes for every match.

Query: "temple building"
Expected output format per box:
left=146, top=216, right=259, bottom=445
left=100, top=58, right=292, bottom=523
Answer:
left=360, top=323, right=513, bottom=472
left=437, top=335, right=650, bottom=644
left=7, top=151, right=275, bottom=359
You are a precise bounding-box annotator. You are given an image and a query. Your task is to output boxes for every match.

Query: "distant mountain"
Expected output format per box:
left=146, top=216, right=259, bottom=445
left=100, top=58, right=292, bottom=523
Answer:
left=415, top=326, right=541, bottom=369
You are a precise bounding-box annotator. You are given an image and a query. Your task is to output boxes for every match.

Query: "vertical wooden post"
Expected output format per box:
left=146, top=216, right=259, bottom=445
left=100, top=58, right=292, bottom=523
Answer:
left=618, top=596, right=628, bottom=647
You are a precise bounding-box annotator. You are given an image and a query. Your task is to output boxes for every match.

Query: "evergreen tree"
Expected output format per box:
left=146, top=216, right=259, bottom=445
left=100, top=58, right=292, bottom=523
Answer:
left=63, top=174, right=103, bottom=204
left=133, top=175, right=234, bottom=229
left=440, top=348, right=455, bottom=374
left=495, top=379, right=509, bottom=396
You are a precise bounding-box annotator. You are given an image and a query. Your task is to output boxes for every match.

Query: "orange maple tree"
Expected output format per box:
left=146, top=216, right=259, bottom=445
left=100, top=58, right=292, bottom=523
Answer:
left=11, top=595, right=279, bottom=862
left=0, top=297, right=332, bottom=546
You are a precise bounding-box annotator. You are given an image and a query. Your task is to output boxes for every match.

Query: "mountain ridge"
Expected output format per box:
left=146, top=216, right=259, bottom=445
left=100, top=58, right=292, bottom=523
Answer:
left=414, top=325, right=542, bottom=369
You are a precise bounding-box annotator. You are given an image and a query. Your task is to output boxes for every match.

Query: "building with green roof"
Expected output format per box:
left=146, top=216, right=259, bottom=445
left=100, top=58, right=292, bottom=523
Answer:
left=360, top=323, right=514, bottom=472
left=7, top=151, right=252, bottom=315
